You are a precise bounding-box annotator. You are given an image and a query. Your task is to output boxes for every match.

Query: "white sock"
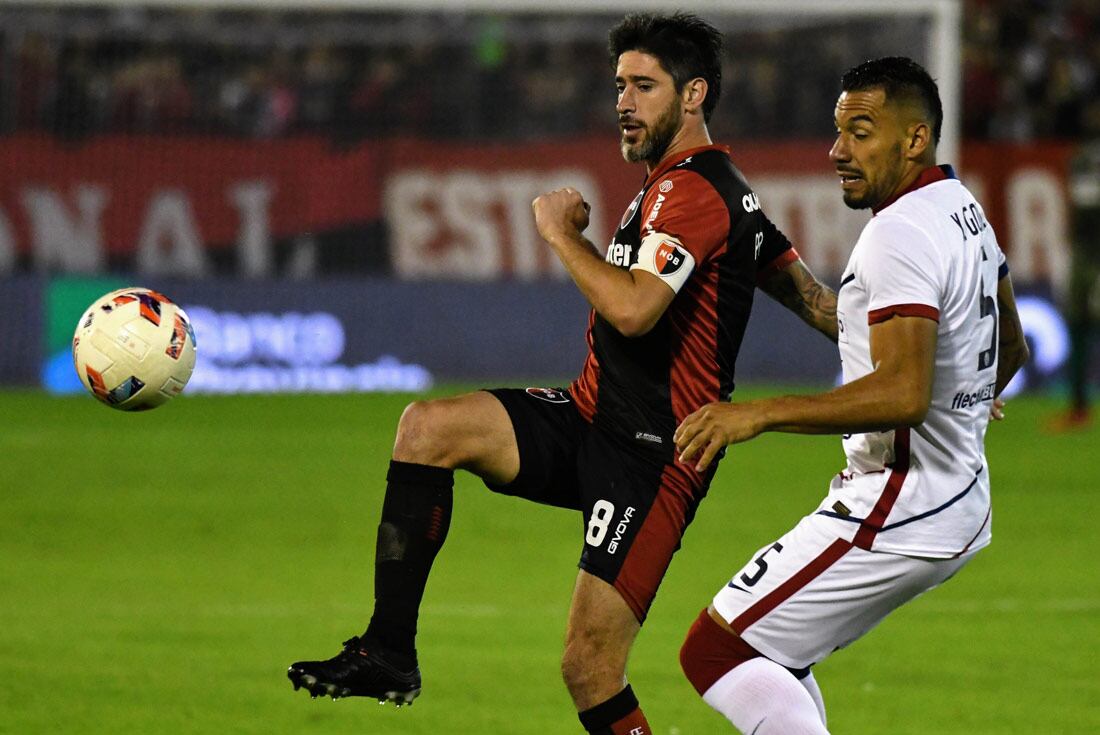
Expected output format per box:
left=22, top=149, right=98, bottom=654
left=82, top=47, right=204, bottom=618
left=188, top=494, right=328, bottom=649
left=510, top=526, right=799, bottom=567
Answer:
left=798, top=671, right=827, bottom=726
left=702, top=658, right=830, bottom=734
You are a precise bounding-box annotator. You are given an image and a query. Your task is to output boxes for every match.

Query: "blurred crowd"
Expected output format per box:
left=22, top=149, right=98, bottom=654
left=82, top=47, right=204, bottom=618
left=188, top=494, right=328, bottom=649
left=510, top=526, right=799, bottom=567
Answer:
left=964, top=0, right=1099, bottom=139
left=1, top=1, right=1097, bottom=142
left=4, top=9, right=619, bottom=142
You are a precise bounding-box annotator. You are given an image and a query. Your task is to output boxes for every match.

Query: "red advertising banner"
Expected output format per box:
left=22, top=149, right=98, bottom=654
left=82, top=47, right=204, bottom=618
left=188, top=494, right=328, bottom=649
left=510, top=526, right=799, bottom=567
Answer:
left=378, top=137, right=1076, bottom=283
left=959, top=142, right=1076, bottom=285
left=0, top=134, right=380, bottom=274
left=0, top=134, right=1075, bottom=283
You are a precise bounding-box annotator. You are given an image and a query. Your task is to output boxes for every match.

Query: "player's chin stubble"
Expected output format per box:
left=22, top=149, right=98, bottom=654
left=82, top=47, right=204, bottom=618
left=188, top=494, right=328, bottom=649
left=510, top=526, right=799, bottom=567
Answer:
left=843, top=143, right=906, bottom=210
left=621, top=102, right=681, bottom=164
left=841, top=190, right=871, bottom=210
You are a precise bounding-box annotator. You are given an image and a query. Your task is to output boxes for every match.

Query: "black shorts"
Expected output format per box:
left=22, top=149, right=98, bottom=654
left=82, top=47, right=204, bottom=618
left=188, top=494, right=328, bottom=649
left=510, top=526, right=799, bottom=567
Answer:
left=485, top=387, right=715, bottom=622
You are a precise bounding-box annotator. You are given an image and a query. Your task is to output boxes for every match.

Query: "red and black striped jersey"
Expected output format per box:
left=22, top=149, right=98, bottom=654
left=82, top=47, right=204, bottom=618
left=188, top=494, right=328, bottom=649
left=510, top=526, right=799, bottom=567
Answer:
left=570, top=144, right=797, bottom=458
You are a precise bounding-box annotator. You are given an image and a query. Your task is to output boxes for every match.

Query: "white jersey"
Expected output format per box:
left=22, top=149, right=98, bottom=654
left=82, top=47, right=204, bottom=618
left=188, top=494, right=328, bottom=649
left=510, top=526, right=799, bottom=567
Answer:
left=824, top=165, right=1005, bottom=558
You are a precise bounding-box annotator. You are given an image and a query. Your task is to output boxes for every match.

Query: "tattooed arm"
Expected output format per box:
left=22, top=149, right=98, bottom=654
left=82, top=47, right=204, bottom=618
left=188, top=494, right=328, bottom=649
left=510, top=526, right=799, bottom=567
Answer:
left=758, top=258, right=839, bottom=342
left=994, top=273, right=1029, bottom=396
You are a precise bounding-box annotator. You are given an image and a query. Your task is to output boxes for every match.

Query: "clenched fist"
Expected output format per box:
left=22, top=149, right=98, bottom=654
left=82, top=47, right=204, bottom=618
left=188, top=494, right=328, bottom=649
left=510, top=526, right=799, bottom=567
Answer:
left=532, top=187, right=591, bottom=244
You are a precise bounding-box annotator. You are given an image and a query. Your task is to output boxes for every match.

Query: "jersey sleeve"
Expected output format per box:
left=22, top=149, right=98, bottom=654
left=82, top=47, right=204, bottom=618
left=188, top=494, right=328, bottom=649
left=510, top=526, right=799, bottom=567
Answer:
left=628, top=169, right=729, bottom=294
left=994, top=238, right=1009, bottom=280
left=754, top=214, right=799, bottom=283
left=857, top=217, right=944, bottom=325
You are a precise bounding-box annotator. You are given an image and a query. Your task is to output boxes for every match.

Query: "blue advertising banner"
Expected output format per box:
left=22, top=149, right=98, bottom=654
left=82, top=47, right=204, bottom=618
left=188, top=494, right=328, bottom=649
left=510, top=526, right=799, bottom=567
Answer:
left=0, top=276, right=1086, bottom=396
left=0, top=276, right=44, bottom=386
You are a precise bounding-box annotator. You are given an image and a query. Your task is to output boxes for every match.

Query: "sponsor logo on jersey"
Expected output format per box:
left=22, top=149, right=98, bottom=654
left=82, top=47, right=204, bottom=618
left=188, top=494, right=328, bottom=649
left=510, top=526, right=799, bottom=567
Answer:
left=620, top=189, right=645, bottom=229
left=606, top=240, right=633, bottom=267
left=654, top=240, right=687, bottom=275
left=950, top=382, right=996, bottom=410
left=634, top=431, right=663, bottom=444
left=742, top=192, right=761, bottom=212
left=607, top=506, right=636, bottom=555
left=525, top=387, right=570, bottom=404
left=658, top=179, right=674, bottom=193
left=644, top=192, right=667, bottom=232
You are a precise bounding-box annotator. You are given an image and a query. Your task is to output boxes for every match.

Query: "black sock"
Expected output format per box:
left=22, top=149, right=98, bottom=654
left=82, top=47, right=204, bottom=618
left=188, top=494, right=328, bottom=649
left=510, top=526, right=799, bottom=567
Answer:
left=364, top=460, right=454, bottom=657
left=578, top=685, right=651, bottom=734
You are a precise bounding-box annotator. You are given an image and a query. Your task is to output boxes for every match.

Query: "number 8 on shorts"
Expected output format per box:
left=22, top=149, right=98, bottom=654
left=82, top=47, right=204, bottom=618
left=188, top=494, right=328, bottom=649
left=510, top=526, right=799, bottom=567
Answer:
left=586, top=499, right=616, bottom=547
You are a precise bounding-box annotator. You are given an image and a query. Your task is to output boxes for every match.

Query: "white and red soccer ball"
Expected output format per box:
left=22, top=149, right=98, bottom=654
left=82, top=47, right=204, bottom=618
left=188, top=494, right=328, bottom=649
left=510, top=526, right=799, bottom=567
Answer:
left=72, top=287, right=197, bottom=410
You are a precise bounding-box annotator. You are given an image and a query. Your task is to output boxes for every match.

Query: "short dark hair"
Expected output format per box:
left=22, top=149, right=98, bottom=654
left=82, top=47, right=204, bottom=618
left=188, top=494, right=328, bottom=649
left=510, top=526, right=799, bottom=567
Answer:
left=841, top=56, right=943, bottom=145
left=608, top=12, right=724, bottom=122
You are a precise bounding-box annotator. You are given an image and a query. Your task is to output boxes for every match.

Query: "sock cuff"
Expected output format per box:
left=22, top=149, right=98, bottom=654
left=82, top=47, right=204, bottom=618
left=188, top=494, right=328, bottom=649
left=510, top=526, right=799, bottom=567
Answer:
left=578, top=685, right=639, bottom=731
left=680, top=607, right=761, bottom=696
left=387, top=460, right=455, bottom=486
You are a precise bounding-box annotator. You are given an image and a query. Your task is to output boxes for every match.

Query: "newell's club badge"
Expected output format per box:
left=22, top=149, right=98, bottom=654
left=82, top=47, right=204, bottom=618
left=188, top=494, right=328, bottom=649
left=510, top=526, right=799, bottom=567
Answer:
left=620, top=190, right=645, bottom=229
left=654, top=240, right=687, bottom=275
left=526, top=387, right=570, bottom=404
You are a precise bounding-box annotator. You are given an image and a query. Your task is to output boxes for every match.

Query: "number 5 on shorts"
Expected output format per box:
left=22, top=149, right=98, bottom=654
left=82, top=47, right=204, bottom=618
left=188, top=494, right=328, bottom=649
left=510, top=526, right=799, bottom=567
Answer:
left=731, top=542, right=784, bottom=589
left=585, top=499, right=616, bottom=547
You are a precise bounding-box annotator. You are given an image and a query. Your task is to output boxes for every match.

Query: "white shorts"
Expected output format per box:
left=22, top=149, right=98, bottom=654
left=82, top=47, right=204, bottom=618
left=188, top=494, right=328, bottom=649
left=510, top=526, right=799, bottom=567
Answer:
left=711, top=512, right=977, bottom=669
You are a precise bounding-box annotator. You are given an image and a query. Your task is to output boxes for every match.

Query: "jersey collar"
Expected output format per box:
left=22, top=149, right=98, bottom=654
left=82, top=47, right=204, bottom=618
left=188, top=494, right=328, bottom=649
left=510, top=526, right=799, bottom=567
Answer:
left=873, top=164, right=957, bottom=214
left=645, top=144, right=730, bottom=187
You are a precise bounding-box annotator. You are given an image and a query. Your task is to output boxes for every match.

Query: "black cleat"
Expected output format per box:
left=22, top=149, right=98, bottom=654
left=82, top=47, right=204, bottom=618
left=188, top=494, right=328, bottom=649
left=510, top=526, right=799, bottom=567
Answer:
left=288, top=636, right=421, bottom=706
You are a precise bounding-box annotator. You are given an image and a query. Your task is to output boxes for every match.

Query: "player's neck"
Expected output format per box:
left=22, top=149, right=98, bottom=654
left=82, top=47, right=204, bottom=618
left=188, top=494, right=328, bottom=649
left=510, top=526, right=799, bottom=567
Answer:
left=883, top=157, right=938, bottom=203
left=646, top=124, right=713, bottom=175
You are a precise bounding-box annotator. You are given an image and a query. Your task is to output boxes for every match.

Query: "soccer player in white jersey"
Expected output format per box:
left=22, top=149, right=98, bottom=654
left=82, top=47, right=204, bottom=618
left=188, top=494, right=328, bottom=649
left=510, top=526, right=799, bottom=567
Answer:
left=674, top=57, right=1030, bottom=734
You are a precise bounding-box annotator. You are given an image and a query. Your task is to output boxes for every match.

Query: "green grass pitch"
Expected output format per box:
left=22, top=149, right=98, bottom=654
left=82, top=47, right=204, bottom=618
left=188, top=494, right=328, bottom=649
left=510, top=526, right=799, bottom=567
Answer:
left=1, top=387, right=1097, bottom=734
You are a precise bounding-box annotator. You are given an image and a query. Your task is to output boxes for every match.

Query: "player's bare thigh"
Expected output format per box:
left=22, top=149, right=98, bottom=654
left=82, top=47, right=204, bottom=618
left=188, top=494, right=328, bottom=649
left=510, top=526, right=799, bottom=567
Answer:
left=391, top=390, right=519, bottom=485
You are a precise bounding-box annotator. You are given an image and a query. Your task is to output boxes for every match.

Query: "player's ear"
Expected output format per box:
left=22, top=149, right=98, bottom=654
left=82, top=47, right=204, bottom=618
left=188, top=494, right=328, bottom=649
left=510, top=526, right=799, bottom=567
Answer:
left=906, top=121, right=932, bottom=160
left=682, top=77, right=708, bottom=115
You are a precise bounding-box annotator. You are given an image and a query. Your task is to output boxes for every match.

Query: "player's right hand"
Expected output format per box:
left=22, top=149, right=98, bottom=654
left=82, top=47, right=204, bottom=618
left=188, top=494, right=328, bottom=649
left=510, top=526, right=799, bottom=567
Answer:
left=675, top=401, right=765, bottom=472
left=532, top=187, right=591, bottom=243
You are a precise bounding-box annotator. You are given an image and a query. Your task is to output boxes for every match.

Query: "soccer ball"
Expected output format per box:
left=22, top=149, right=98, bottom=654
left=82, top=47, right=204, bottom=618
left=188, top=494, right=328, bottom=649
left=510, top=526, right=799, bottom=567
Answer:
left=72, top=287, right=197, bottom=411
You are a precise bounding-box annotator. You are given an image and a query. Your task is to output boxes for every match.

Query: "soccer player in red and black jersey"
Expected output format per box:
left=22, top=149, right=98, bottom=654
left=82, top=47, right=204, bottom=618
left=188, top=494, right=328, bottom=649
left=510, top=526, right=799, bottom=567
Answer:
left=288, top=12, right=837, bottom=733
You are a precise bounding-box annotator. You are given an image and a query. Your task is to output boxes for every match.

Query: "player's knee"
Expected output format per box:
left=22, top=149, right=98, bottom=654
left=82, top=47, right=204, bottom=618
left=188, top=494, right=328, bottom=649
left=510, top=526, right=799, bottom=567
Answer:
left=560, top=636, right=624, bottom=698
left=680, top=608, right=759, bottom=696
left=393, top=400, right=456, bottom=466
left=560, top=646, right=587, bottom=694
left=560, top=646, right=600, bottom=697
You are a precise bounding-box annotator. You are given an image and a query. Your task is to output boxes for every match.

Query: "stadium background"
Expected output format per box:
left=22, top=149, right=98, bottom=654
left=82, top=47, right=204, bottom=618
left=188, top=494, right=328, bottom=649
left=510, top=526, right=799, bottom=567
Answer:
left=1, top=1, right=1097, bottom=733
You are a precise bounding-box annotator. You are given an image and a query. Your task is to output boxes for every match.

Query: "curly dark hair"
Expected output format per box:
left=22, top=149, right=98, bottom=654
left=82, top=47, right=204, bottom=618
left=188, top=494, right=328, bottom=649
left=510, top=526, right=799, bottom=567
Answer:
left=841, top=56, right=943, bottom=145
left=608, top=12, right=724, bottom=122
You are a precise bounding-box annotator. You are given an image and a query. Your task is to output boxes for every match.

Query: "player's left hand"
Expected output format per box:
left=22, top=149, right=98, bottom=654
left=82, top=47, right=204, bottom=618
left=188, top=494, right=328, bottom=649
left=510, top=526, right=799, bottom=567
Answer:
left=990, top=397, right=1006, bottom=421
left=532, top=187, right=590, bottom=243
left=674, top=402, right=763, bottom=472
